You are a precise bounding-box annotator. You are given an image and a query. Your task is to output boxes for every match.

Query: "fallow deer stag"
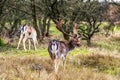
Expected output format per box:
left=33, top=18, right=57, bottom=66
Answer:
left=48, top=21, right=81, bottom=73
left=15, top=24, right=38, bottom=51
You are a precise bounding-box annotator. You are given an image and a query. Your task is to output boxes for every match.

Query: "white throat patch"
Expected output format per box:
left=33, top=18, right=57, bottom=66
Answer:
left=51, top=43, right=58, bottom=54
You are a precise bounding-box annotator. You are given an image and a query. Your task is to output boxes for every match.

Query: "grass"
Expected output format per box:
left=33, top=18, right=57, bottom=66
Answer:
left=0, top=36, right=120, bottom=80
left=0, top=53, right=119, bottom=80
left=49, top=22, right=62, bottom=38
left=73, top=54, right=120, bottom=75
left=69, top=47, right=90, bottom=56
left=0, top=45, right=48, bottom=57
left=0, top=22, right=120, bottom=80
left=92, top=35, right=120, bottom=53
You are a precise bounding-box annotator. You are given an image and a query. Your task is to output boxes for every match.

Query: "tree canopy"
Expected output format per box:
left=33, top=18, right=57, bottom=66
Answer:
left=0, top=0, right=120, bottom=46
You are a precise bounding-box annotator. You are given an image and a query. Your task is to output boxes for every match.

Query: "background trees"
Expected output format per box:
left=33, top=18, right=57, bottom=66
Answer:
left=77, top=1, right=108, bottom=46
left=0, top=0, right=119, bottom=46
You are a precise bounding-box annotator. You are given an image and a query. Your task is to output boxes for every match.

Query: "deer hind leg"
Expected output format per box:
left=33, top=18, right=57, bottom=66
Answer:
left=62, top=55, right=66, bottom=70
left=17, top=34, right=23, bottom=49
left=28, top=39, right=31, bottom=50
left=32, top=37, right=37, bottom=50
left=23, top=36, right=27, bottom=51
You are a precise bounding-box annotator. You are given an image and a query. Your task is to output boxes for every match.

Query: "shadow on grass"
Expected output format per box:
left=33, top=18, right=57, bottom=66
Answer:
left=0, top=44, right=16, bottom=52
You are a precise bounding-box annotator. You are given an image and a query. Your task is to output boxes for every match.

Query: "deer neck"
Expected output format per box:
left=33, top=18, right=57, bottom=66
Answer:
left=67, top=40, right=75, bottom=51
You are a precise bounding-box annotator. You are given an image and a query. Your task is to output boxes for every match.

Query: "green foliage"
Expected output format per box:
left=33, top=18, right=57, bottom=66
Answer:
left=0, top=38, right=5, bottom=46
left=77, top=1, right=108, bottom=46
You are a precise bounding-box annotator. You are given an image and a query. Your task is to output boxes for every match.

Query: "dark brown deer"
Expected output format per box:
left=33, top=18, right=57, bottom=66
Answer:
left=48, top=21, right=81, bottom=73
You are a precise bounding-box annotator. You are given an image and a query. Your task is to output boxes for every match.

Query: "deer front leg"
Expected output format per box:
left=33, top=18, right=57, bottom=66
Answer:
left=33, top=38, right=37, bottom=50
left=23, top=37, right=27, bottom=51
left=54, top=59, right=57, bottom=73
left=17, top=34, right=23, bottom=49
left=54, top=59, right=60, bottom=74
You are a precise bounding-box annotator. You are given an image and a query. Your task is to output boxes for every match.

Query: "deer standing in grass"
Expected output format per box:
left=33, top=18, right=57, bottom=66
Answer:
left=16, top=24, right=38, bottom=51
left=48, top=21, right=81, bottom=73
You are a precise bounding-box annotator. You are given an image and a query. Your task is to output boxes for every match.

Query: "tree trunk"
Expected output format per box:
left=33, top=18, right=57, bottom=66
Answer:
left=87, top=37, right=91, bottom=47
left=41, top=16, right=47, bottom=40
left=0, top=21, right=5, bottom=37
left=38, top=18, right=42, bottom=38
left=0, top=0, right=7, bottom=16
left=63, top=34, right=69, bottom=41
left=46, top=18, right=51, bottom=36
left=31, top=0, right=40, bottom=39
left=9, top=19, right=19, bottom=35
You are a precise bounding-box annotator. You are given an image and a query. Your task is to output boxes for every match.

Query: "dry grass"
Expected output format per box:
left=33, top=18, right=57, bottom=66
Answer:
left=0, top=29, right=120, bottom=80
left=0, top=54, right=119, bottom=80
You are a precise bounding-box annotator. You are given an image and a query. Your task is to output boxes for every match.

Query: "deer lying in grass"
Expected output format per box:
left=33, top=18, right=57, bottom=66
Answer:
left=14, top=24, right=38, bottom=51
left=48, top=20, right=81, bottom=73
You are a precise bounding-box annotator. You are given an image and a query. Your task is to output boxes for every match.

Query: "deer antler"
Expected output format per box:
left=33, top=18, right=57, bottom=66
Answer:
left=56, top=19, right=79, bottom=37
left=73, top=22, right=78, bottom=35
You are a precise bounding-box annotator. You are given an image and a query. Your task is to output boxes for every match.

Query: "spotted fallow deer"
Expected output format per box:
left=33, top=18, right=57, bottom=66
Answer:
left=16, top=24, right=38, bottom=51
left=48, top=21, right=81, bottom=73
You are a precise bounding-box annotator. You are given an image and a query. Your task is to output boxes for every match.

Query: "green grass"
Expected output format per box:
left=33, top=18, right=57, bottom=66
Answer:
left=93, top=36, right=120, bottom=52
left=72, top=54, right=120, bottom=76
left=50, top=22, right=62, bottom=36
left=0, top=45, right=48, bottom=57
left=0, top=22, right=120, bottom=80
left=114, top=25, right=120, bottom=32
left=69, top=47, right=90, bottom=56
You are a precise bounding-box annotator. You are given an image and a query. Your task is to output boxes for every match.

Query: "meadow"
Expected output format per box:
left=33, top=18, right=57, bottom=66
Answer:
left=0, top=24, right=120, bottom=80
